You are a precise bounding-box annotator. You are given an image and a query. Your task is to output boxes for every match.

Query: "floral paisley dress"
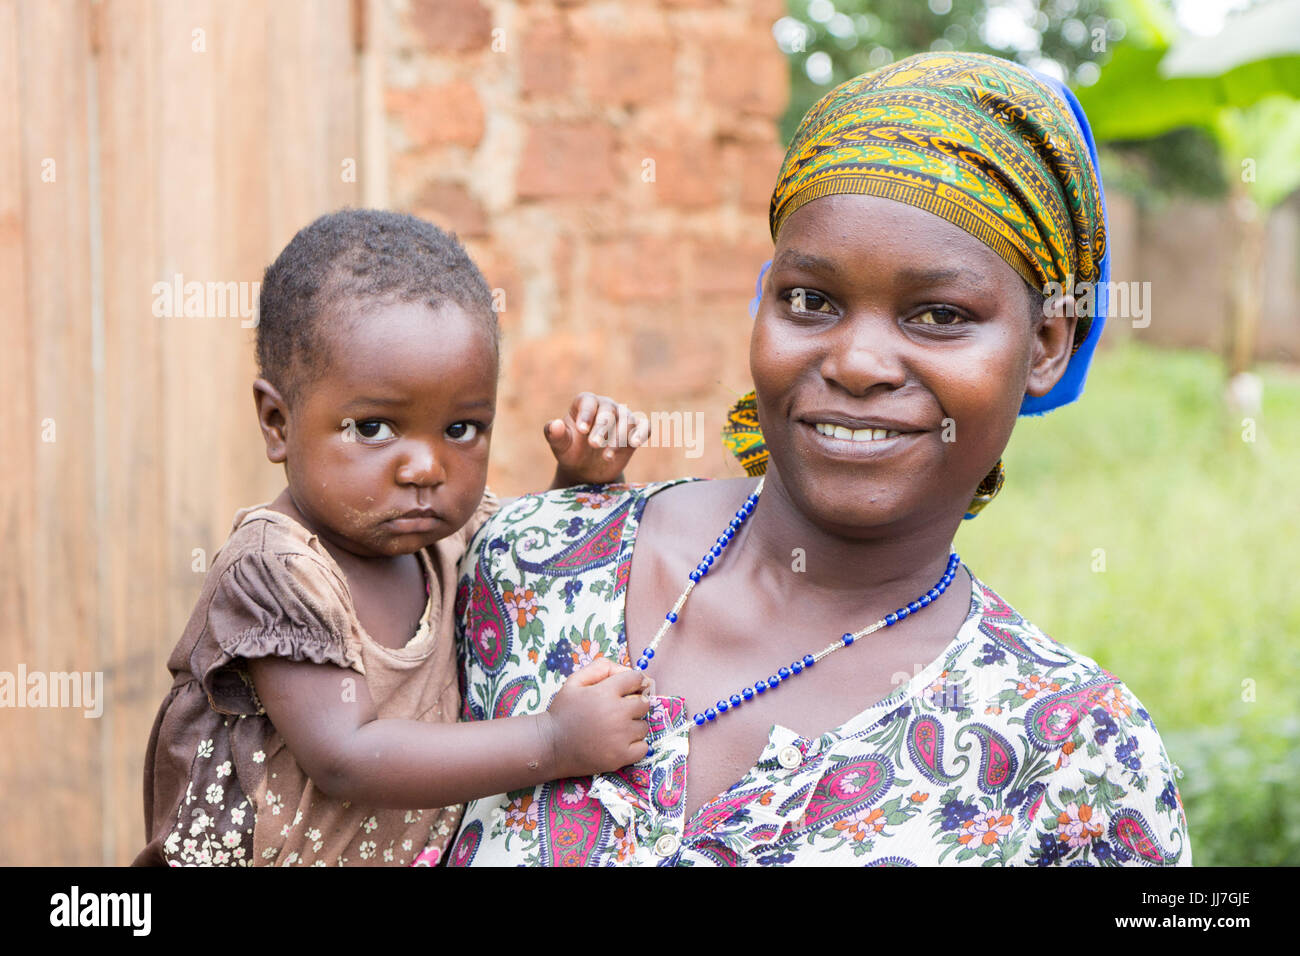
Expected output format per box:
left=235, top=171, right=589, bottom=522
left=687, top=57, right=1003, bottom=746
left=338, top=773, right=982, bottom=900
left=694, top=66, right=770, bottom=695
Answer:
left=450, top=480, right=1191, bottom=867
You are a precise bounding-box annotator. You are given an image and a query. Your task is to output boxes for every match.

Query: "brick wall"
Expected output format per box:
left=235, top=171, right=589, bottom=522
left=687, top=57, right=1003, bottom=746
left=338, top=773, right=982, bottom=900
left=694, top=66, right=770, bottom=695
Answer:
left=381, top=0, right=789, bottom=494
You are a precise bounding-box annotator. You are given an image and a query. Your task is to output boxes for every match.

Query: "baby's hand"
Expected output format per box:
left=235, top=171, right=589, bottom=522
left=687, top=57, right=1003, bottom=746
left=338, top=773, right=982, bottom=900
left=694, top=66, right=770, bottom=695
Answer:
left=545, top=392, right=650, bottom=488
left=542, top=658, right=652, bottom=778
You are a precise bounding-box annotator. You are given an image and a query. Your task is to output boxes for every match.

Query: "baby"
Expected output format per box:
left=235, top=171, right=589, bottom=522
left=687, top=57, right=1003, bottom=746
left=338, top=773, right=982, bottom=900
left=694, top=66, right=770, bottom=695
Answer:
left=136, top=209, right=651, bottom=866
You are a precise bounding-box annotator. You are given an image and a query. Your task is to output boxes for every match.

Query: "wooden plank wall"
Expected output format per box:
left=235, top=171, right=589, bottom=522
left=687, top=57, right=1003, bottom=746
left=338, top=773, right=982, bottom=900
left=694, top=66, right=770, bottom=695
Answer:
left=0, top=0, right=366, bottom=865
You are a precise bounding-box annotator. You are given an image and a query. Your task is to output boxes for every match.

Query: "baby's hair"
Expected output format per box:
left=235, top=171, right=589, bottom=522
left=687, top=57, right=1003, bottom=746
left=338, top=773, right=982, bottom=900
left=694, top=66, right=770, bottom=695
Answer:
left=256, top=208, right=496, bottom=406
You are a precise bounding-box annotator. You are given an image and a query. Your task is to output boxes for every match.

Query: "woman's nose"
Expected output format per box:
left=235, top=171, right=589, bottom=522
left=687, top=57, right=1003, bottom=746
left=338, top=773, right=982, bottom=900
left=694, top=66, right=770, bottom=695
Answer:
left=819, top=315, right=908, bottom=397
left=395, top=442, right=446, bottom=487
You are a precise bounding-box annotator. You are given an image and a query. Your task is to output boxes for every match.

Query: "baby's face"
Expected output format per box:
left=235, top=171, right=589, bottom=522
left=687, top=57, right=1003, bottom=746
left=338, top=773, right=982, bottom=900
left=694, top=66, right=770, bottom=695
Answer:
left=283, top=299, right=497, bottom=559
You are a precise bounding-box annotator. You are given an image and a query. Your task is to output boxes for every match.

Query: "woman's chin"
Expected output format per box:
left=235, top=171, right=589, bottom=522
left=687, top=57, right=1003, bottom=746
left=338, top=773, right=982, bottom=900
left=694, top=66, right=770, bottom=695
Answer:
left=781, top=478, right=924, bottom=536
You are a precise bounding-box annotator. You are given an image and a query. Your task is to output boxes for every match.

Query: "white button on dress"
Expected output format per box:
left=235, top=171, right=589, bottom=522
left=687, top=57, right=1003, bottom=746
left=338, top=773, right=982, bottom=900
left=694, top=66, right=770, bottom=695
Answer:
left=654, top=833, right=680, bottom=857
left=778, top=745, right=802, bottom=770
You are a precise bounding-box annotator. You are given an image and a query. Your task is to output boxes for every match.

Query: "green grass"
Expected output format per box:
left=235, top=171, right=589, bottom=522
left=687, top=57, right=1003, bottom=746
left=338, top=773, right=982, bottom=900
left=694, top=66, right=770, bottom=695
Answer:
left=953, top=341, right=1300, bottom=866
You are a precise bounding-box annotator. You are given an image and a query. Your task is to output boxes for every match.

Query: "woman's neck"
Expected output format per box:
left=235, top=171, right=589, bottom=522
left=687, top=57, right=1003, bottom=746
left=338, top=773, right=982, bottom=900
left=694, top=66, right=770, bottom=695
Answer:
left=726, top=469, right=964, bottom=608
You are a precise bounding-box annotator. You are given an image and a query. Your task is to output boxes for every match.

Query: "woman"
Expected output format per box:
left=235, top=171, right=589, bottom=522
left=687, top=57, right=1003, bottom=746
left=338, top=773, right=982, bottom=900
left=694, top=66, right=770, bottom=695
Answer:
left=447, top=52, right=1190, bottom=866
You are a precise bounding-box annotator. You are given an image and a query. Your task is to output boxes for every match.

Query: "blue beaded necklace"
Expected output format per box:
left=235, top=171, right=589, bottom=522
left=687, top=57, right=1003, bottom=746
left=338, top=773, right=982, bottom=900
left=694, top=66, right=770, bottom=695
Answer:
left=633, top=477, right=961, bottom=729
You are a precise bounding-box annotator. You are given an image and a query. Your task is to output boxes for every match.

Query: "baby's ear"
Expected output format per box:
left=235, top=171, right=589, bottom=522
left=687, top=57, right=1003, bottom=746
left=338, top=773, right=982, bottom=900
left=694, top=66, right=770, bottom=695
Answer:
left=253, top=379, right=289, bottom=464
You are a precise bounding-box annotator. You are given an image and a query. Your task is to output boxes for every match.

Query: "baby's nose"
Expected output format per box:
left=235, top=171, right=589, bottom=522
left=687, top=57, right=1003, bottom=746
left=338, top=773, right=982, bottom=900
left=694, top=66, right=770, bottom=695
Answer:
left=396, top=444, right=445, bottom=486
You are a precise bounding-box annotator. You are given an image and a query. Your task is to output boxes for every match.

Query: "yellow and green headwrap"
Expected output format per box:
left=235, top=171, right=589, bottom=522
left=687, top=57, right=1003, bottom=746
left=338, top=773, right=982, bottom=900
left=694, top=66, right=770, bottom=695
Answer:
left=723, top=51, right=1110, bottom=517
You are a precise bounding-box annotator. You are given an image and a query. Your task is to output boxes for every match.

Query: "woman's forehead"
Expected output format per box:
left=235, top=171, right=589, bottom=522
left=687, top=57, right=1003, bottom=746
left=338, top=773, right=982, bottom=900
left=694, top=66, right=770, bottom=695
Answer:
left=774, top=193, right=1021, bottom=292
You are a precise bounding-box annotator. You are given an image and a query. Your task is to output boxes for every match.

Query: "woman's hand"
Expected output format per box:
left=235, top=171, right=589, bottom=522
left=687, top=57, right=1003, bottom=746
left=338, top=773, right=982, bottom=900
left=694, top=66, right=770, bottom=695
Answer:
left=546, top=392, right=650, bottom=488
left=540, top=658, right=653, bottom=778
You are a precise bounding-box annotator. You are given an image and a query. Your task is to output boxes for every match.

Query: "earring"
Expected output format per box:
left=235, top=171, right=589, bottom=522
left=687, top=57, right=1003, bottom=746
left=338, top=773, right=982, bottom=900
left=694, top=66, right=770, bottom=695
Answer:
left=963, top=459, right=1005, bottom=520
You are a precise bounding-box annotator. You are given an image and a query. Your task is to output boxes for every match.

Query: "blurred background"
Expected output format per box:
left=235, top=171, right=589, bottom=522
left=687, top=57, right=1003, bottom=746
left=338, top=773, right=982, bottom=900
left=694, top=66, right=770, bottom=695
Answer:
left=1, top=0, right=1296, bottom=865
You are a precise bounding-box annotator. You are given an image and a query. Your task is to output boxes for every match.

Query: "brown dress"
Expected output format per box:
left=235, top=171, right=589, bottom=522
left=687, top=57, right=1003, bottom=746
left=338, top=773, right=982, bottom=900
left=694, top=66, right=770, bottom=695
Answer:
left=134, top=492, right=498, bottom=866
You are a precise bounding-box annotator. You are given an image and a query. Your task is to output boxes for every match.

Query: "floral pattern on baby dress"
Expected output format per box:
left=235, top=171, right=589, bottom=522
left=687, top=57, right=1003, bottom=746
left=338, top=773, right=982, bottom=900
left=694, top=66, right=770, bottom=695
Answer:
left=450, top=481, right=1191, bottom=866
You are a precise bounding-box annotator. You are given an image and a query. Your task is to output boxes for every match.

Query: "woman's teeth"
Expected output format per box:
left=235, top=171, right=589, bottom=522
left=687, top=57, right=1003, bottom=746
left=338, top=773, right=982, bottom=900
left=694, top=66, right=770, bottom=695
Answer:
left=813, top=422, right=901, bottom=442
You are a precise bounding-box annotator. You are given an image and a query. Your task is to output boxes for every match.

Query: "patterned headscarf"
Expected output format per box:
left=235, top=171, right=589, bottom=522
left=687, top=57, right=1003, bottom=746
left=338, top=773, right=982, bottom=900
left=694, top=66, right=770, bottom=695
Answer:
left=723, top=52, right=1110, bottom=515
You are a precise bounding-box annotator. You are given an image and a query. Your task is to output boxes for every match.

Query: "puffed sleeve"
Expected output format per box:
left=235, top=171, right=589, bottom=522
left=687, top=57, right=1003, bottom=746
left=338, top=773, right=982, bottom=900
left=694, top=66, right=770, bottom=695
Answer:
left=192, top=550, right=364, bottom=716
left=1014, top=681, right=1192, bottom=866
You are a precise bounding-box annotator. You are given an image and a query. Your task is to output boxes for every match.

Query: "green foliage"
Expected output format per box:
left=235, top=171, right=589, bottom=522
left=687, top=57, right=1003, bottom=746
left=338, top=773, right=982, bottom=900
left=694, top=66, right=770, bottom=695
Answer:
left=778, top=0, right=1120, bottom=144
left=953, top=342, right=1300, bottom=865
left=1073, top=1, right=1300, bottom=210
left=775, top=0, right=1300, bottom=207
left=1165, top=720, right=1300, bottom=866
left=1075, top=45, right=1300, bottom=141
left=1214, top=94, right=1300, bottom=209
left=1100, top=128, right=1227, bottom=203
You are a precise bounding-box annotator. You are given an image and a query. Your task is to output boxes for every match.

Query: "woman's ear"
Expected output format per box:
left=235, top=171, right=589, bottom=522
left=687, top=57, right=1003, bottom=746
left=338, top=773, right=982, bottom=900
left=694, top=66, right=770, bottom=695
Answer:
left=1025, top=292, right=1079, bottom=399
left=253, top=378, right=289, bottom=464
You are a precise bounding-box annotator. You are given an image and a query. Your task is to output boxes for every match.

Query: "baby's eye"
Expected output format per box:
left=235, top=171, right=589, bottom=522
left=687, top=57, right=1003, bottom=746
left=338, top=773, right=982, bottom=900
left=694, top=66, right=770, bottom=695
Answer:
left=446, top=422, right=479, bottom=443
left=785, top=287, right=835, bottom=315
left=912, top=307, right=966, bottom=326
left=354, top=420, right=395, bottom=441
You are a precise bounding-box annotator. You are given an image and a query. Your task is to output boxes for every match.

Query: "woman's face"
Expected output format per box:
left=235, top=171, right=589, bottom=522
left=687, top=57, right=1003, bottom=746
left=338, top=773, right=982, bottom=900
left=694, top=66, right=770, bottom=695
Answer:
left=262, top=299, right=497, bottom=559
left=750, top=192, right=1075, bottom=536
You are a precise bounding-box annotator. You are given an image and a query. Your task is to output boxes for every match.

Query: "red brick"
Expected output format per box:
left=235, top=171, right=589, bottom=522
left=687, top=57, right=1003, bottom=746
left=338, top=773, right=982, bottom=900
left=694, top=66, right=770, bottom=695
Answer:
left=642, top=139, right=724, bottom=209
left=735, top=141, right=786, bottom=211
left=495, top=332, right=606, bottom=494
left=516, top=122, right=618, bottom=200
left=408, top=0, right=493, bottom=53
left=590, top=236, right=680, bottom=302
left=503, top=332, right=603, bottom=423
left=465, top=243, right=521, bottom=334
left=553, top=234, right=574, bottom=303
left=521, top=16, right=574, bottom=98
left=387, top=82, right=484, bottom=149
left=583, top=37, right=676, bottom=108
left=703, top=37, right=787, bottom=117
left=691, top=239, right=772, bottom=298
left=411, top=182, right=488, bottom=239
left=748, top=0, right=788, bottom=20
left=624, top=314, right=727, bottom=395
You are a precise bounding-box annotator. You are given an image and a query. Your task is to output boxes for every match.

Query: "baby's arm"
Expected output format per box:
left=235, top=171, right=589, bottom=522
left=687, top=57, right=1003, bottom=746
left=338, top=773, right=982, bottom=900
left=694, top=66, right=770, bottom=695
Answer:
left=247, top=655, right=650, bottom=808
left=544, top=392, right=651, bottom=489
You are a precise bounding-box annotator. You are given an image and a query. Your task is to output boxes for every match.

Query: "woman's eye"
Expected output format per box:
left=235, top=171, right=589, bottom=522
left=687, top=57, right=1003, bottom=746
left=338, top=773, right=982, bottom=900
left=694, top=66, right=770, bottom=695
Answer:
left=785, top=287, right=834, bottom=315
left=354, top=420, right=395, bottom=441
left=446, top=422, right=479, bottom=442
left=912, top=307, right=965, bottom=326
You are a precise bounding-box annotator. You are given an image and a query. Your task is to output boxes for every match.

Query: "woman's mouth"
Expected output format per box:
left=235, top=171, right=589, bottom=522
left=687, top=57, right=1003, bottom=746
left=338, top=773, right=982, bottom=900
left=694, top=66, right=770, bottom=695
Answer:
left=800, top=420, right=922, bottom=459
left=811, top=422, right=902, bottom=442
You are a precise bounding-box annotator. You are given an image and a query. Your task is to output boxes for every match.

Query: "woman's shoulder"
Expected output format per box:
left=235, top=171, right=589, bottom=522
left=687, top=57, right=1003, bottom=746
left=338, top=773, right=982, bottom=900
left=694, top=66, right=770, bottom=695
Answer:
left=924, top=571, right=1192, bottom=865
left=954, top=570, right=1179, bottom=771
left=962, top=571, right=1126, bottom=691
left=464, top=478, right=707, bottom=555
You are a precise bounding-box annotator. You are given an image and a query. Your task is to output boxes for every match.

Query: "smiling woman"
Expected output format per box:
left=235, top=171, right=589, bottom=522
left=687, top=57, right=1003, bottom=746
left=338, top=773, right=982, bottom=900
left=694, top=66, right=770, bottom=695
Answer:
left=747, top=193, right=1063, bottom=536
left=449, top=52, right=1191, bottom=867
